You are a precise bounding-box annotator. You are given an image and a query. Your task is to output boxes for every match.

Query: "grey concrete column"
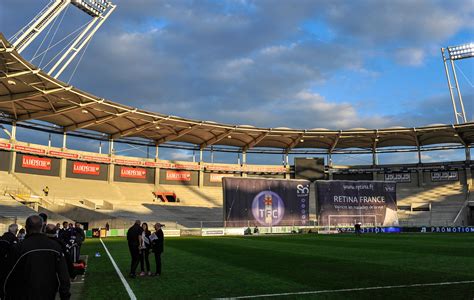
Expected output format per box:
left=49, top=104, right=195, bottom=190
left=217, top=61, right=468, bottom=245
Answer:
left=154, top=165, right=160, bottom=189
left=9, top=151, right=16, bottom=174
left=465, top=167, right=472, bottom=192
left=108, top=163, right=114, bottom=183
left=198, top=166, right=204, bottom=188
left=60, top=158, right=66, bottom=180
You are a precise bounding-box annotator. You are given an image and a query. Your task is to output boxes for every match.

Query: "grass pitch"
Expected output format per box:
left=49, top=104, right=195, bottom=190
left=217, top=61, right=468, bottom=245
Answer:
left=81, top=234, right=474, bottom=299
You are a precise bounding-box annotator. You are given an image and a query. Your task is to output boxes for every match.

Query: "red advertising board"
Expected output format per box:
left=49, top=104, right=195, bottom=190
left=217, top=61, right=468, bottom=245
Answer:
left=15, top=145, right=46, bottom=155
left=49, top=150, right=79, bottom=159
left=82, top=155, right=111, bottom=163
left=120, top=166, right=146, bottom=179
left=73, top=161, right=100, bottom=176
left=166, top=170, right=191, bottom=181
left=155, top=161, right=200, bottom=170
left=0, top=142, right=11, bottom=150
left=114, top=159, right=143, bottom=166
left=22, top=155, right=51, bottom=170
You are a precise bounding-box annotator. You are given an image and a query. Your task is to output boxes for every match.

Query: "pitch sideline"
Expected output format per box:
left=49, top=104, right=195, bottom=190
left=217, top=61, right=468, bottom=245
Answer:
left=216, top=280, right=474, bottom=299
left=100, top=238, right=137, bottom=300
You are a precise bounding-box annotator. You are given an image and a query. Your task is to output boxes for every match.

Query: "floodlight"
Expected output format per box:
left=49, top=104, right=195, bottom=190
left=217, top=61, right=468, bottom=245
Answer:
left=441, top=42, right=473, bottom=124
left=447, top=43, right=474, bottom=60
left=71, top=0, right=112, bottom=17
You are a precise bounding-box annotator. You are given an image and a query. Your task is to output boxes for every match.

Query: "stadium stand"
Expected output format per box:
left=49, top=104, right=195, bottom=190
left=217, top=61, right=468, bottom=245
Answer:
left=0, top=30, right=473, bottom=230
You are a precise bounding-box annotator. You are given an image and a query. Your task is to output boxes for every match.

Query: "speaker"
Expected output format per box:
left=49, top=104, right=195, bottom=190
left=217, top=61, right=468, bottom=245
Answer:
left=294, top=157, right=325, bottom=181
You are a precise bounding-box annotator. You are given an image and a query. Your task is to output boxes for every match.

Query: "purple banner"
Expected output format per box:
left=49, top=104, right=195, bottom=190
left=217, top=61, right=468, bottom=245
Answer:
left=223, top=178, right=310, bottom=227
left=316, top=181, right=398, bottom=227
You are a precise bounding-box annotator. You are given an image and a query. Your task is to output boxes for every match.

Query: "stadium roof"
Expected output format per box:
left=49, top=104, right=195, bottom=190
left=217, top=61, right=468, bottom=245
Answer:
left=1, top=33, right=473, bottom=153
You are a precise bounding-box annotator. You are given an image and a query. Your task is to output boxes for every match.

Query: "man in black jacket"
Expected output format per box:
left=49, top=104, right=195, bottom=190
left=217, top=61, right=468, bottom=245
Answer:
left=0, top=225, right=18, bottom=300
left=45, top=224, right=75, bottom=279
left=1, top=224, right=18, bottom=245
left=3, top=215, right=71, bottom=300
left=151, top=222, right=164, bottom=276
left=127, top=220, right=143, bottom=278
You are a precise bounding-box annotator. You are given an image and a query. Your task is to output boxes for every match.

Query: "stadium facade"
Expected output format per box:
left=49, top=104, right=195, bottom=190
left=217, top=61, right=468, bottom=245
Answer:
left=1, top=1, right=473, bottom=231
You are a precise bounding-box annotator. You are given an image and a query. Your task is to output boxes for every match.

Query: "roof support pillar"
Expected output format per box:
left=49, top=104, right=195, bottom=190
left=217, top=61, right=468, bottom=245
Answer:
left=199, top=149, right=203, bottom=162
left=11, top=122, right=16, bottom=142
left=62, top=132, right=67, bottom=149
left=109, top=138, right=114, bottom=155
left=155, top=145, right=159, bottom=159
left=242, top=150, right=247, bottom=165
left=465, top=146, right=471, bottom=162
left=108, top=137, right=114, bottom=184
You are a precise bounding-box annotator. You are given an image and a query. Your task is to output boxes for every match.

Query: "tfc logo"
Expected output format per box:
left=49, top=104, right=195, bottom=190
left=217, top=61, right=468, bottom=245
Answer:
left=251, top=191, right=285, bottom=226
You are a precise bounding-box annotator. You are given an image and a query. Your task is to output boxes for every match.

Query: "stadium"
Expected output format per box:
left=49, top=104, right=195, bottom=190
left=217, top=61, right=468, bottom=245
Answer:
left=0, top=1, right=473, bottom=299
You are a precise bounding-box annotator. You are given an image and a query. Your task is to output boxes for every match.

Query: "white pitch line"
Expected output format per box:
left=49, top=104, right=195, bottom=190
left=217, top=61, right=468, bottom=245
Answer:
left=217, top=280, right=474, bottom=299
left=100, top=238, right=137, bottom=300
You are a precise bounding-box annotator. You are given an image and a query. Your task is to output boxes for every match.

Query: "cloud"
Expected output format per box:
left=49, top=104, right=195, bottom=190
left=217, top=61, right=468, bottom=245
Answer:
left=0, top=0, right=472, bottom=135
left=394, top=47, right=426, bottom=66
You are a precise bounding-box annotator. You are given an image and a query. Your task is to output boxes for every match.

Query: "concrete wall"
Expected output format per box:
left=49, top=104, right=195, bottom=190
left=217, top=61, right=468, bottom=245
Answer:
left=0, top=151, right=11, bottom=171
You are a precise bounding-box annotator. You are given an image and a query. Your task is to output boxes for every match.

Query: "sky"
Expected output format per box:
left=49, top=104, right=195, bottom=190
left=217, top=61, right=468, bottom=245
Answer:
left=0, top=0, right=473, bottom=165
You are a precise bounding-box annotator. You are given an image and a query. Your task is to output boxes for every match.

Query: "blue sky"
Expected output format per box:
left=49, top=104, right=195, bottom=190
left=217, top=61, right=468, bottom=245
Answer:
left=0, top=0, right=473, bottom=165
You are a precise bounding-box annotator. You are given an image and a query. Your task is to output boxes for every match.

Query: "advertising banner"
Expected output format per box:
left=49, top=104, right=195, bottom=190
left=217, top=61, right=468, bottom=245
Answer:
left=384, top=173, right=411, bottom=183
left=22, top=155, right=51, bottom=170
left=120, top=166, right=146, bottom=179
left=431, top=171, right=458, bottom=182
left=0, top=142, right=11, bottom=150
left=166, top=170, right=191, bottom=181
left=81, top=155, right=111, bottom=163
left=210, top=173, right=232, bottom=183
left=15, top=145, right=46, bottom=155
left=223, top=178, right=310, bottom=227
left=48, top=150, right=79, bottom=159
left=72, top=161, right=100, bottom=176
left=316, top=181, right=398, bottom=227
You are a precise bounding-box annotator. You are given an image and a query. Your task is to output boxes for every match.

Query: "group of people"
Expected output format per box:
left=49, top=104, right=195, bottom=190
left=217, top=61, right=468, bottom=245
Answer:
left=127, top=220, right=164, bottom=278
left=0, top=213, right=83, bottom=300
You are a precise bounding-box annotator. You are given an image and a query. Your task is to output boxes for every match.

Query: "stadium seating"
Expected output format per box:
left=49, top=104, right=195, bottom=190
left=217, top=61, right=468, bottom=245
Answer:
left=396, top=183, right=466, bottom=226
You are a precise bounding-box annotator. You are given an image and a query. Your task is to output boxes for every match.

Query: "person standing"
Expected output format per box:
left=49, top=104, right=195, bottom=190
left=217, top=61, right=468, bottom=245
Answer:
left=73, top=223, right=85, bottom=262
left=1, top=224, right=18, bottom=245
left=0, top=225, right=18, bottom=300
left=151, top=222, right=164, bottom=277
left=3, top=215, right=71, bottom=300
left=139, top=222, right=152, bottom=276
left=127, top=220, right=143, bottom=278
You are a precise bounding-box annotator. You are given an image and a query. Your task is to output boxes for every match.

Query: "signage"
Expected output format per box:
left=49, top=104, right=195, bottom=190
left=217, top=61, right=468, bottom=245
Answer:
left=22, top=155, right=51, bottom=170
left=223, top=178, right=310, bottom=227
left=114, top=158, right=143, bottom=166
left=316, top=181, right=398, bottom=227
left=166, top=170, right=191, bottom=181
left=210, top=173, right=232, bottom=183
left=120, top=167, right=146, bottom=179
left=73, top=161, right=100, bottom=176
left=15, top=145, right=46, bottom=155
left=155, top=162, right=200, bottom=170
left=0, top=142, right=12, bottom=150
left=205, top=164, right=242, bottom=172
left=82, top=155, right=111, bottom=163
left=49, top=150, right=79, bottom=159
left=431, top=171, right=458, bottom=182
left=384, top=173, right=411, bottom=183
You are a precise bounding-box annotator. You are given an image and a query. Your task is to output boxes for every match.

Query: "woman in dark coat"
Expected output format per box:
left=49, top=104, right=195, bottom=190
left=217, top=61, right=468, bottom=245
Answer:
left=139, top=223, right=152, bottom=276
